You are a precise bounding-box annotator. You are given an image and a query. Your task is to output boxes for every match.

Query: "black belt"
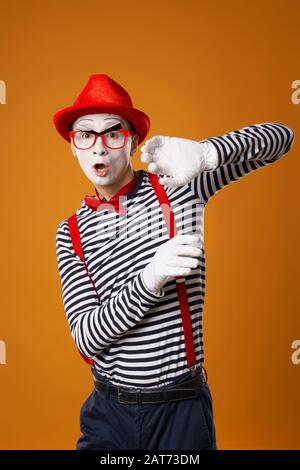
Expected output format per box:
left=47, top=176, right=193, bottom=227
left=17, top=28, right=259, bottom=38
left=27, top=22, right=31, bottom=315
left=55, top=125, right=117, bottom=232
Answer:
left=93, top=366, right=207, bottom=405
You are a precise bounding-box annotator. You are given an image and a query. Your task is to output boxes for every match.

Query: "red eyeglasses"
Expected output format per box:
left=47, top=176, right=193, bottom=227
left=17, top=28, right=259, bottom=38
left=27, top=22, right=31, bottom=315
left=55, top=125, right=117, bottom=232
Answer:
left=69, top=129, right=133, bottom=150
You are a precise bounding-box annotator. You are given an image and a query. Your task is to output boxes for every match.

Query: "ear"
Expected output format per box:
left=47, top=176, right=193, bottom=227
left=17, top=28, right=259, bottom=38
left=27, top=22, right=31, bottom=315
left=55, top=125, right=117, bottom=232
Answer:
left=71, top=142, right=77, bottom=157
left=130, top=134, right=139, bottom=156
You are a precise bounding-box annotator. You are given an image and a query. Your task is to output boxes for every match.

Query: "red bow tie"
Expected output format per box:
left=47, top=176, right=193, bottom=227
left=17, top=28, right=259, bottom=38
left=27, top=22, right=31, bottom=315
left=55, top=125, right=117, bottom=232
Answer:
left=84, top=172, right=138, bottom=213
left=84, top=194, right=127, bottom=213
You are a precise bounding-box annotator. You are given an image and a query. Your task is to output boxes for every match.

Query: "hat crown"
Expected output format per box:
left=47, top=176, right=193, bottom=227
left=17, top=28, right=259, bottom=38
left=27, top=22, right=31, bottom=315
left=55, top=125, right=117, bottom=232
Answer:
left=53, top=73, right=150, bottom=144
left=74, top=74, right=133, bottom=109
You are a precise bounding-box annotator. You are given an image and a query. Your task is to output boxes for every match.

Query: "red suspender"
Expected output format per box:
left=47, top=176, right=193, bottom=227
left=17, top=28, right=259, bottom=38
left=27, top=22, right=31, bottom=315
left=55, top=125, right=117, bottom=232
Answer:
left=67, top=214, right=84, bottom=261
left=67, top=213, right=96, bottom=366
left=68, top=214, right=100, bottom=300
left=148, top=173, right=197, bottom=373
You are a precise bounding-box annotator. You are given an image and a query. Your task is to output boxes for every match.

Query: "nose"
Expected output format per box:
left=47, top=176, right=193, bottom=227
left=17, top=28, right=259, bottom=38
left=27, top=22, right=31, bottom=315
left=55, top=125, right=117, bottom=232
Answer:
left=93, top=135, right=108, bottom=155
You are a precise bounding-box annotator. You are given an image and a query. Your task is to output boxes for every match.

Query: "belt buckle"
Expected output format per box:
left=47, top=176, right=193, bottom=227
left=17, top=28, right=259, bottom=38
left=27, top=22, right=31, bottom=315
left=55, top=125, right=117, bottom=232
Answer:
left=117, top=385, right=123, bottom=402
left=117, top=385, right=140, bottom=404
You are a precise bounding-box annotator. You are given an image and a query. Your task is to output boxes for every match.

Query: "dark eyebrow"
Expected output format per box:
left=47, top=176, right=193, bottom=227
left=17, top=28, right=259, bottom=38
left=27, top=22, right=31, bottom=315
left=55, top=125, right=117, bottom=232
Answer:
left=77, top=117, right=120, bottom=122
left=76, top=123, right=122, bottom=135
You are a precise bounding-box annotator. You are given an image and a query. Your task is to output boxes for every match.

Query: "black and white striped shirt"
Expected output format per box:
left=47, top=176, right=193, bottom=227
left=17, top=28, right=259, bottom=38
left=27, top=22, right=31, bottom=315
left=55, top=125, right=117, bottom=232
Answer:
left=56, top=122, right=294, bottom=388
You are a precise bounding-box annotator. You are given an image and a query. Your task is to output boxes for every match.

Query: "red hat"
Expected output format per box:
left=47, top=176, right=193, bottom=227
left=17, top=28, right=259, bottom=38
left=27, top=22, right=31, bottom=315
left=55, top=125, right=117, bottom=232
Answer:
left=53, top=74, right=150, bottom=145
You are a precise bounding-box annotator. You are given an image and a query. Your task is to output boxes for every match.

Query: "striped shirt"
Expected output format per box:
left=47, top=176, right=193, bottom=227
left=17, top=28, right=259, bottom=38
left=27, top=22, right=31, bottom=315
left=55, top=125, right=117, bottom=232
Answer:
left=56, top=122, right=294, bottom=389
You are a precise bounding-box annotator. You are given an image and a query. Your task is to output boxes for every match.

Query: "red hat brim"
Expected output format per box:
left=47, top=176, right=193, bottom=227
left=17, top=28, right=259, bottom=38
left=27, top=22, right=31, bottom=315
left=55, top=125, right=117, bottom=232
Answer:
left=53, top=104, right=150, bottom=145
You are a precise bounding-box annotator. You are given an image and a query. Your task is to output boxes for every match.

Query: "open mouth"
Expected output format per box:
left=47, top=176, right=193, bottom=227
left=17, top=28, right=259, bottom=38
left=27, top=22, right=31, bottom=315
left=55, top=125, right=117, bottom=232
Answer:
left=94, top=163, right=109, bottom=177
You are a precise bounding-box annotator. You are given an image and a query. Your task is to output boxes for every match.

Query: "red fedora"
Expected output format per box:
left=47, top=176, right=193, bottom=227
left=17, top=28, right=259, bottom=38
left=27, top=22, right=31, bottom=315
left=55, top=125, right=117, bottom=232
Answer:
left=53, top=74, right=150, bottom=145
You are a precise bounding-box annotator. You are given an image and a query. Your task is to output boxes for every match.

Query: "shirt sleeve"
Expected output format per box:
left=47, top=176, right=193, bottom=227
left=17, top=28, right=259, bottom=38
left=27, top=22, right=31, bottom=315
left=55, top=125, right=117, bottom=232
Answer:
left=189, top=122, right=295, bottom=204
left=56, top=220, right=165, bottom=358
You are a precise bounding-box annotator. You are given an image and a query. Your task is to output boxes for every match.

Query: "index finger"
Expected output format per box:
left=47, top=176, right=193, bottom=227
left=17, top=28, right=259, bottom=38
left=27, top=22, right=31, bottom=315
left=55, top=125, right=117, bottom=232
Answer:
left=173, top=234, right=201, bottom=244
left=142, top=135, right=164, bottom=152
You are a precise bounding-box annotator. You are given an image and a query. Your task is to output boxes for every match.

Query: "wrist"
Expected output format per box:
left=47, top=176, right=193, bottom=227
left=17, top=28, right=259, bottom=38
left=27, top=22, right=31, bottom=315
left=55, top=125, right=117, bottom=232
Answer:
left=198, top=141, right=218, bottom=171
left=141, top=264, right=160, bottom=294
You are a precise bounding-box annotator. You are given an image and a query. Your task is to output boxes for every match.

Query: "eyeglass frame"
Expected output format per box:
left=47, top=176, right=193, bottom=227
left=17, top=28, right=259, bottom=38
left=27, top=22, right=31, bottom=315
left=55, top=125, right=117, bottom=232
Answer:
left=69, top=128, right=133, bottom=150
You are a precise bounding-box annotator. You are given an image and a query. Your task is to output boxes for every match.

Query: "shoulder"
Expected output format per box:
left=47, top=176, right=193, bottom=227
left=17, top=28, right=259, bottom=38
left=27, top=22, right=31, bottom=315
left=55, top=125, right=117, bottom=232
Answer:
left=56, top=218, right=70, bottom=246
left=56, top=199, right=94, bottom=232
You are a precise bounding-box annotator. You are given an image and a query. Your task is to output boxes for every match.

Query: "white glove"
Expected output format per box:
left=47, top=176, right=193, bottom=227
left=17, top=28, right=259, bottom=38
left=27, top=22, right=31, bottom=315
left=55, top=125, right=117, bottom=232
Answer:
left=141, top=234, right=202, bottom=294
left=140, top=136, right=218, bottom=188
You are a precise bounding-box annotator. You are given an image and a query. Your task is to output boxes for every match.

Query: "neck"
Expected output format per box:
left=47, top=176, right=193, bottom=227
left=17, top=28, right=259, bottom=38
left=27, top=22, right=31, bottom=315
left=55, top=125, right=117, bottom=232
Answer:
left=95, top=165, right=135, bottom=201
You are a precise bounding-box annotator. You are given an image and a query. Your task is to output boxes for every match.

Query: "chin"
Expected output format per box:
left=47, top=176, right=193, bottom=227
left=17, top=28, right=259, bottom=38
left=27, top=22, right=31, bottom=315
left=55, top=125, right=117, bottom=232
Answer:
left=88, top=171, right=116, bottom=187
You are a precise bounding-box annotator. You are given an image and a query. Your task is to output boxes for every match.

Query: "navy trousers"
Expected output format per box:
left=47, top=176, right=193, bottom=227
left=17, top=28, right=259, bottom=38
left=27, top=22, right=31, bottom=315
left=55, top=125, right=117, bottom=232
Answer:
left=76, top=368, right=217, bottom=451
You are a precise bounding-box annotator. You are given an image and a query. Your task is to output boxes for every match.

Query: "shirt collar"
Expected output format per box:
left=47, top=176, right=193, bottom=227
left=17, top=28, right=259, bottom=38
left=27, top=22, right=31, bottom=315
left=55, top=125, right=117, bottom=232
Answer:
left=84, top=170, right=140, bottom=212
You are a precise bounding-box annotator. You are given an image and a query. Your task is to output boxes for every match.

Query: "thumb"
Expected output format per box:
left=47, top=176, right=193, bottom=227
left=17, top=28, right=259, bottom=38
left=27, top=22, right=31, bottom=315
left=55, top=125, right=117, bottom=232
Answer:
left=148, top=162, right=168, bottom=175
left=159, top=174, right=187, bottom=187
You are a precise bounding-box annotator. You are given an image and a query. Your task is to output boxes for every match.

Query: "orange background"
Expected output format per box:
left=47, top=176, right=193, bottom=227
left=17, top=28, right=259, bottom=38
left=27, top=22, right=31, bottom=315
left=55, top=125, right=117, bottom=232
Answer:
left=0, top=0, right=299, bottom=450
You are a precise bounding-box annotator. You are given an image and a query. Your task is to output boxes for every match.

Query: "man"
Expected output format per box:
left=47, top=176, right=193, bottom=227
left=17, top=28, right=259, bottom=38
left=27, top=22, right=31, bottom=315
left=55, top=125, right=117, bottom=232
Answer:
left=54, top=74, right=294, bottom=450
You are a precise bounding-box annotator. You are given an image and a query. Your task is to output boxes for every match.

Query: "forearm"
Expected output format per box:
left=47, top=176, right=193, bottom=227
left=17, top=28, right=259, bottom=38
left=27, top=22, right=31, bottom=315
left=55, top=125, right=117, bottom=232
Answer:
left=200, top=122, right=295, bottom=170
left=70, top=270, right=164, bottom=358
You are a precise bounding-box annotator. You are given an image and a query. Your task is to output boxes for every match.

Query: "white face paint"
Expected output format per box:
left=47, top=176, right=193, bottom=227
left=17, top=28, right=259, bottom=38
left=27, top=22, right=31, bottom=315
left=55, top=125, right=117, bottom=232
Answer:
left=70, top=113, right=138, bottom=191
